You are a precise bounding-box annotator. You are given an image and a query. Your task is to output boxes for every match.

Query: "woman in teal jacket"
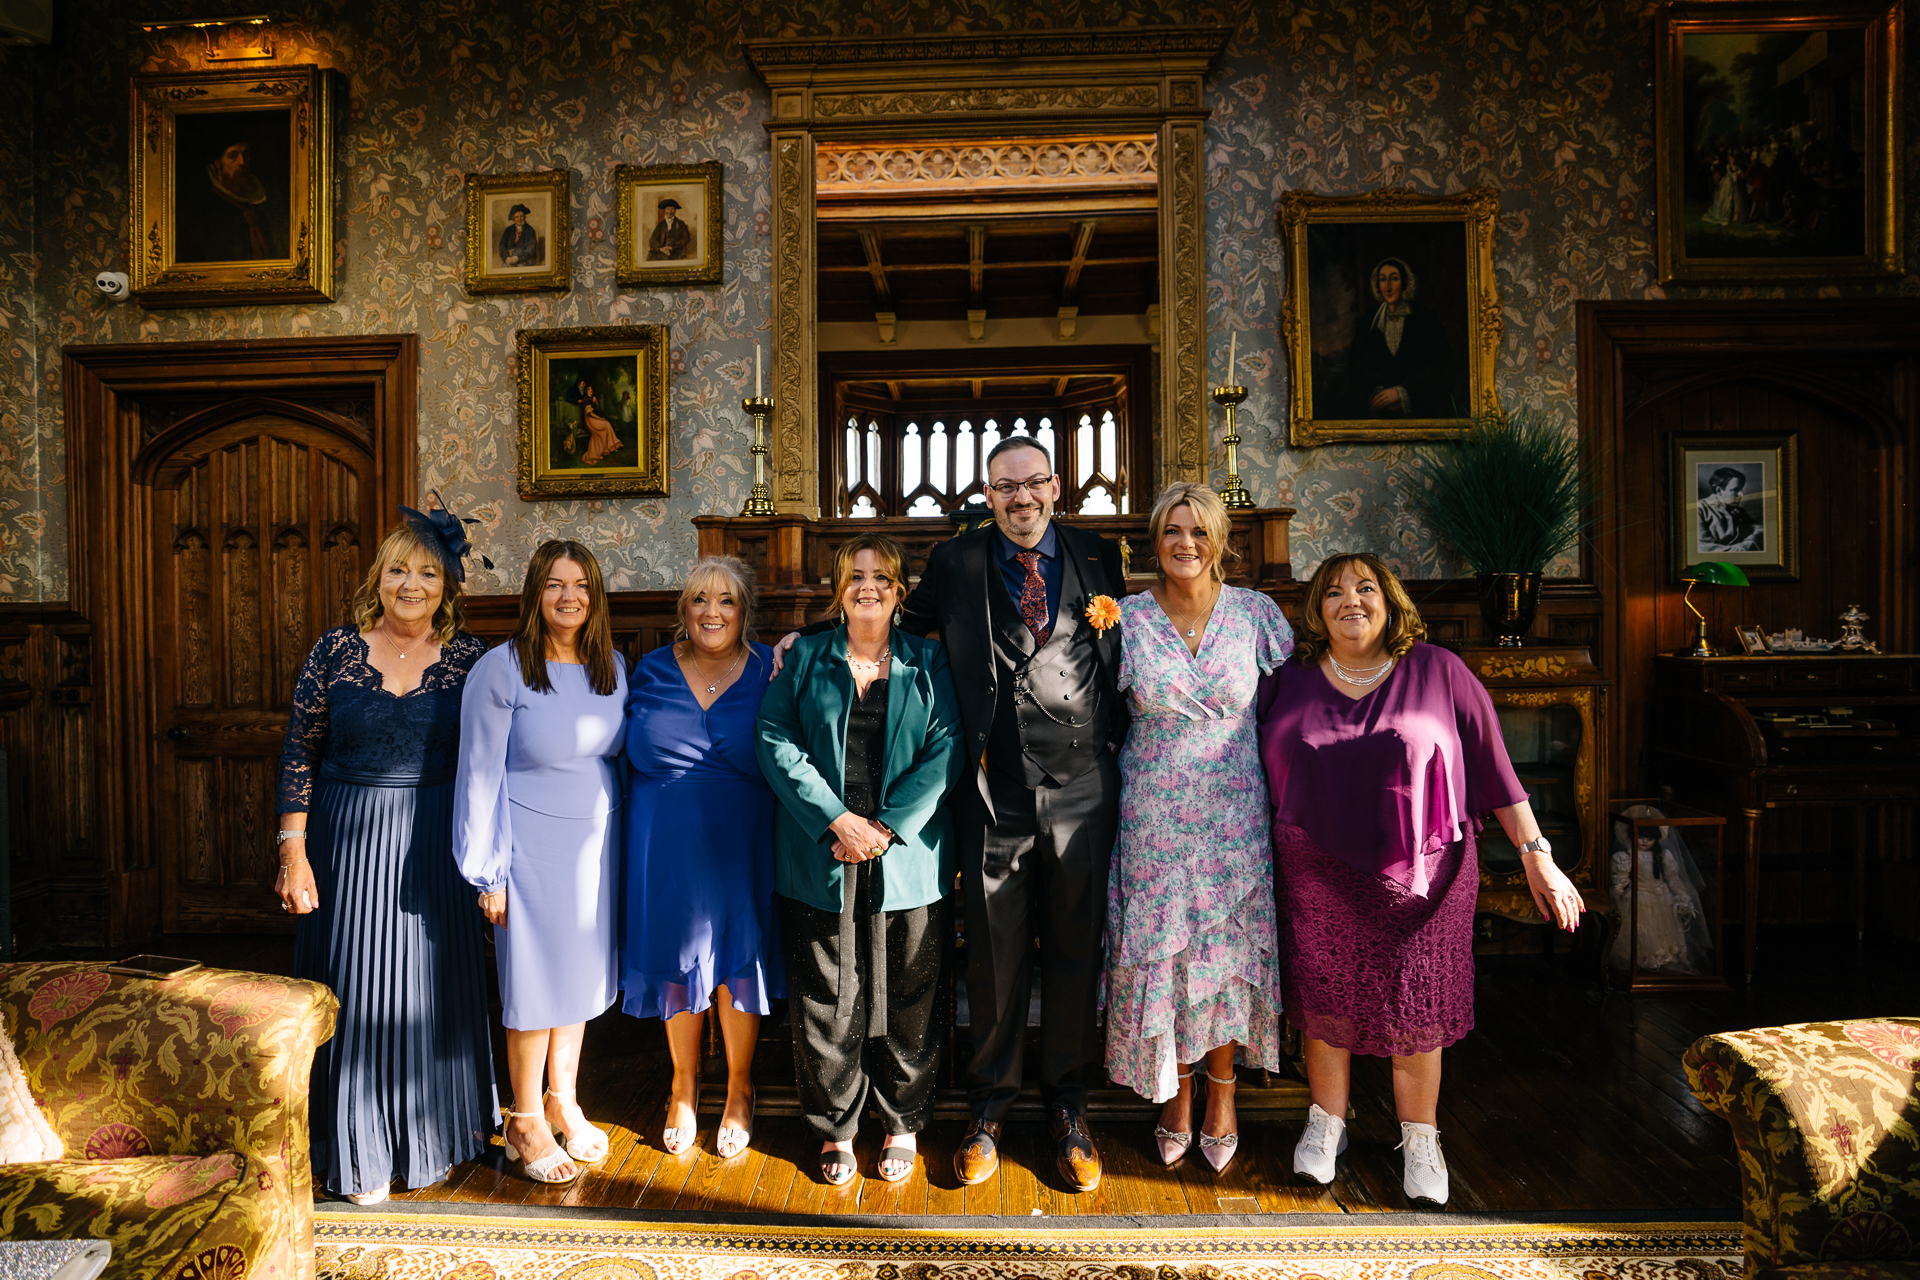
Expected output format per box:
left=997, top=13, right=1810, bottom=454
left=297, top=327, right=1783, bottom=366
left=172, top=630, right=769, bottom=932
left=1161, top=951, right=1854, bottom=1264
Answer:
left=756, top=533, right=963, bottom=1188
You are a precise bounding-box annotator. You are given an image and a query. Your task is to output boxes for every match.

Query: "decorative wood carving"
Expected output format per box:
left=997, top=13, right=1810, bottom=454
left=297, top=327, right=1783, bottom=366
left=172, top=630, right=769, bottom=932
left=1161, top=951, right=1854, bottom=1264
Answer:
left=38, top=336, right=417, bottom=945
left=746, top=26, right=1229, bottom=518
left=816, top=136, right=1157, bottom=200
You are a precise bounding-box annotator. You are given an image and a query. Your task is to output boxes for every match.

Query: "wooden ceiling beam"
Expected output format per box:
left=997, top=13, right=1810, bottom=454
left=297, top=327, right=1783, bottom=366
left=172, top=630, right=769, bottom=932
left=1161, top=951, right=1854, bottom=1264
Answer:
left=855, top=228, right=892, bottom=306
left=1061, top=219, right=1099, bottom=302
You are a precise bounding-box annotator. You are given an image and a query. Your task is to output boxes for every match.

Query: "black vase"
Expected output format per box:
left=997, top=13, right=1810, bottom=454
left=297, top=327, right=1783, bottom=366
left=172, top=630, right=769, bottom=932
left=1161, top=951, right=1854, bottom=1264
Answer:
left=1477, top=572, right=1542, bottom=647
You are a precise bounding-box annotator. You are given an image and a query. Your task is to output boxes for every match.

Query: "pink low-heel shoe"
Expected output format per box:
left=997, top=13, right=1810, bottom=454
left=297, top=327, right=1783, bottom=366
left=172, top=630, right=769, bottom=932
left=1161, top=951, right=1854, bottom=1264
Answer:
left=1154, top=1070, right=1194, bottom=1166
left=1198, top=1071, right=1239, bottom=1174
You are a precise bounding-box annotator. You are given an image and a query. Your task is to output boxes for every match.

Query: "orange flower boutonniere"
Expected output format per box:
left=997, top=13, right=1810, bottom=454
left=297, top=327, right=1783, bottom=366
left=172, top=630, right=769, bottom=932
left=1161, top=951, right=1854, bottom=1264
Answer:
left=1085, top=595, right=1122, bottom=632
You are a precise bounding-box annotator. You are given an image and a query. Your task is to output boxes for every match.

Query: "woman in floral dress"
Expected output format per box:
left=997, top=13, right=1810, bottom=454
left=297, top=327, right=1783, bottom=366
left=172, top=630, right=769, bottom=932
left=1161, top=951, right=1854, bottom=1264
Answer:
left=1105, top=482, right=1292, bottom=1174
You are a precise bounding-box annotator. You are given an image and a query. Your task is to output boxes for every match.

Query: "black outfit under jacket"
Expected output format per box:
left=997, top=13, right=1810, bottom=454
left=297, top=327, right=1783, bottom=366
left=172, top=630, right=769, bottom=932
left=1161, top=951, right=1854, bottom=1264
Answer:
left=901, top=520, right=1128, bottom=1120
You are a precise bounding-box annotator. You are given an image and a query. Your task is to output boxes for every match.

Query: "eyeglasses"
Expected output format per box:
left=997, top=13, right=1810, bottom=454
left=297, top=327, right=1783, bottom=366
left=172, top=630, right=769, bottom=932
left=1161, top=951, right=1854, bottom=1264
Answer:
left=986, top=477, right=1054, bottom=498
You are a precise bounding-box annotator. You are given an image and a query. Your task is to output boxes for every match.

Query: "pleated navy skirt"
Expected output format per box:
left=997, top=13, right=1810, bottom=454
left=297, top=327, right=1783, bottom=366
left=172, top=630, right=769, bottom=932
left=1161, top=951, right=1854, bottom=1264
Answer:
left=294, top=770, right=498, bottom=1196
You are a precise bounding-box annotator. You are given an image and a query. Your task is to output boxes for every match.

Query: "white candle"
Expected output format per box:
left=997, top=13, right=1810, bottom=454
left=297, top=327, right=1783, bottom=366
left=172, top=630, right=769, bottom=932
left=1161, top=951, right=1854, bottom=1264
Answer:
left=755, top=342, right=762, bottom=398
left=1227, top=332, right=1237, bottom=382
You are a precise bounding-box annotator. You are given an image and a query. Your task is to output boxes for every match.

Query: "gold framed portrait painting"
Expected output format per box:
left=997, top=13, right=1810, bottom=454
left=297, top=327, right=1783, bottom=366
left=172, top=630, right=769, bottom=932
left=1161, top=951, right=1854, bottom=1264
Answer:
left=464, top=171, right=572, bottom=294
left=129, top=65, right=337, bottom=307
left=615, top=163, right=723, bottom=286
left=1279, top=188, right=1501, bottom=447
left=517, top=326, right=671, bottom=501
left=1655, top=1, right=1904, bottom=284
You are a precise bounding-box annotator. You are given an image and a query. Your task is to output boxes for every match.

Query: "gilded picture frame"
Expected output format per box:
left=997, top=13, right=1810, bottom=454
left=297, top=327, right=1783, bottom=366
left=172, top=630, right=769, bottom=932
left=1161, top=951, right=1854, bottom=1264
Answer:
left=1654, top=1, right=1904, bottom=284
left=1668, top=431, right=1800, bottom=583
left=464, top=171, right=572, bottom=295
left=1279, top=188, right=1502, bottom=447
left=517, top=326, right=671, bottom=501
left=615, top=162, right=724, bottom=286
left=129, top=65, right=337, bottom=308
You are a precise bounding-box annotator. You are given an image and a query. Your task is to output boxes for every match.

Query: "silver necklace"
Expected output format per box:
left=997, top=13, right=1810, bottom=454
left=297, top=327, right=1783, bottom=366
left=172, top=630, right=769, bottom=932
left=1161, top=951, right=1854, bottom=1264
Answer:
left=1162, top=587, right=1219, bottom=639
left=688, top=645, right=743, bottom=695
left=377, top=623, right=429, bottom=660
left=1330, top=654, right=1394, bottom=686
left=847, top=646, right=891, bottom=672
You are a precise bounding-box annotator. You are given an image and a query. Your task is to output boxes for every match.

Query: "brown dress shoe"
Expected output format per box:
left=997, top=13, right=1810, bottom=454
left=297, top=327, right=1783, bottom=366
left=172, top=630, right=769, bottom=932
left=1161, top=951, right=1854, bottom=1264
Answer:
left=954, top=1117, right=1002, bottom=1186
left=1050, top=1107, right=1103, bottom=1192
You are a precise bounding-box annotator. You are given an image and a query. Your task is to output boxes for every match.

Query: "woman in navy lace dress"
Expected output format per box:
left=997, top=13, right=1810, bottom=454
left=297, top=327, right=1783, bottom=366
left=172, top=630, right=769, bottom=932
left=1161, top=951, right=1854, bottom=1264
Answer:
left=274, top=505, right=497, bottom=1204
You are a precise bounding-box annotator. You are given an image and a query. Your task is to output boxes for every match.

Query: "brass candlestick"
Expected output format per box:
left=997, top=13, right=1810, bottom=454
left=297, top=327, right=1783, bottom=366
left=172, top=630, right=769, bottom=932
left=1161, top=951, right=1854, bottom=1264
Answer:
left=1211, top=384, right=1254, bottom=508
left=741, top=395, right=775, bottom=516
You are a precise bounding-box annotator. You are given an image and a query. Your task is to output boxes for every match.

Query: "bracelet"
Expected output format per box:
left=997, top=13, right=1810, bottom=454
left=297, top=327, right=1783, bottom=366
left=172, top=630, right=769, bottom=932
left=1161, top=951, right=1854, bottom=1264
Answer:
left=276, top=856, right=307, bottom=871
left=275, top=830, right=306, bottom=845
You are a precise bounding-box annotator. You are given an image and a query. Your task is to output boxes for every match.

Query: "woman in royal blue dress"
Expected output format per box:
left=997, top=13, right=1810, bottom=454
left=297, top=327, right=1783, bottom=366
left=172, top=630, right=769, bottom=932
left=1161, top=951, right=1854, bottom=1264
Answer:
left=274, top=502, right=496, bottom=1205
left=621, top=556, right=783, bottom=1159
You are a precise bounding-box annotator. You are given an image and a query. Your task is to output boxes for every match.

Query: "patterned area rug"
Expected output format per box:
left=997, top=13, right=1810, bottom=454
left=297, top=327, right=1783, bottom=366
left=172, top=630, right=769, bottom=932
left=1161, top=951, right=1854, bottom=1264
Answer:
left=314, top=1210, right=1745, bottom=1280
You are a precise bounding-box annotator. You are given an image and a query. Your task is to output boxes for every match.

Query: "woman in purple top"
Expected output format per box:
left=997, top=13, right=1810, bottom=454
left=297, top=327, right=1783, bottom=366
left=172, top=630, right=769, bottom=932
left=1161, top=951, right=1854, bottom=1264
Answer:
left=1256, top=552, right=1585, bottom=1206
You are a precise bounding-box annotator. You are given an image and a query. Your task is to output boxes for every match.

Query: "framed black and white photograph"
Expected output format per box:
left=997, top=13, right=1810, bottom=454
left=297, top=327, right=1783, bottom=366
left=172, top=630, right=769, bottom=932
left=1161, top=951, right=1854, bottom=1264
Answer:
left=1279, top=188, right=1502, bottom=446
left=464, top=171, right=572, bottom=294
left=1669, top=432, right=1800, bottom=581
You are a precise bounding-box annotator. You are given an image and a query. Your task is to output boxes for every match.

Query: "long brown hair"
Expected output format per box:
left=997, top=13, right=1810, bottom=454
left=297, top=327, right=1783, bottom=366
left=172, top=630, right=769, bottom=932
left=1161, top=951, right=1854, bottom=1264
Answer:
left=350, top=524, right=465, bottom=644
left=1291, top=551, right=1427, bottom=664
left=509, top=540, right=618, bottom=695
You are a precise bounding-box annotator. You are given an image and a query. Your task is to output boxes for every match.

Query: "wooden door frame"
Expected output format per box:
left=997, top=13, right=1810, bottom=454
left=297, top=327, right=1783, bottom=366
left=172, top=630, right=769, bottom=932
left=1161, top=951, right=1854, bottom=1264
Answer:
left=62, top=335, right=417, bottom=943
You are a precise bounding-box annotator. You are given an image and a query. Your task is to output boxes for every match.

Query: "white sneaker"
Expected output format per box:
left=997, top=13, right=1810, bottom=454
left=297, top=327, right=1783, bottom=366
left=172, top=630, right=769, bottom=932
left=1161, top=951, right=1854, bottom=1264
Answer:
left=1398, top=1121, right=1449, bottom=1204
left=1292, top=1102, right=1348, bottom=1184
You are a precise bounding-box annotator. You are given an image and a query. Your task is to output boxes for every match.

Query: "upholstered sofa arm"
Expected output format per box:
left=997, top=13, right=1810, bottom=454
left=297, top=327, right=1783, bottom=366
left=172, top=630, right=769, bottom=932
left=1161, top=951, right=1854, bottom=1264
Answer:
left=1684, top=1019, right=1920, bottom=1279
left=0, top=962, right=338, bottom=1280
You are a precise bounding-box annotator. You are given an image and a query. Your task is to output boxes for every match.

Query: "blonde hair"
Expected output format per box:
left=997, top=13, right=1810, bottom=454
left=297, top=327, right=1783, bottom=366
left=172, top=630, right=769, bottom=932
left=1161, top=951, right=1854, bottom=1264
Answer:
left=349, top=524, right=465, bottom=644
left=1148, top=482, right=1236, bottom=583
left=509, top=540, right=619, bottom=696
left=675, top=555, right=758, bottom=653
left=1292, top=551, right=1427, bottom=664
left=829, top=533, right=907, bottom=620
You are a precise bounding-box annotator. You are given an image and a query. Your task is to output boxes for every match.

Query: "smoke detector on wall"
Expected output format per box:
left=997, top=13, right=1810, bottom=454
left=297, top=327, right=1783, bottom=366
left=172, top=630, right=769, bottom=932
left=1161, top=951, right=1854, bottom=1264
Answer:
left=0, top=0, right=51, bottom=45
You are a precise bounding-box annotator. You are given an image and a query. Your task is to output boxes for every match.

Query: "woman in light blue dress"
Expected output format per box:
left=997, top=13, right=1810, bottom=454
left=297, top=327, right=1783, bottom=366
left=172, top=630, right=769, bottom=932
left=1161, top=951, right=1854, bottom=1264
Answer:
left=454, top=539, right=626, bottom=1187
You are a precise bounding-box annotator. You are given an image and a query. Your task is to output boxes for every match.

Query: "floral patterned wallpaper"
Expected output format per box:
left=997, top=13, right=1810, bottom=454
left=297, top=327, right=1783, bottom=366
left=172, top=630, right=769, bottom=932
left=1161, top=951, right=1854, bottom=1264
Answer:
left=0, top=0, right=1913, bottom=602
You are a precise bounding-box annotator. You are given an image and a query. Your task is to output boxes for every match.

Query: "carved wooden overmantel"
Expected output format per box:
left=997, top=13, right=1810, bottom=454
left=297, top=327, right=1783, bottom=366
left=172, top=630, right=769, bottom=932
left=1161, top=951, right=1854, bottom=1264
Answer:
left=743, top=26, right=1232, bottom=516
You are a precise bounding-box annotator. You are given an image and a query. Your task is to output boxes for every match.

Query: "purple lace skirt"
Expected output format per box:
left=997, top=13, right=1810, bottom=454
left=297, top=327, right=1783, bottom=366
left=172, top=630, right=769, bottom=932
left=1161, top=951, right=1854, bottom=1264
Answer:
left=1272, top=822, right=1478, bottom=1057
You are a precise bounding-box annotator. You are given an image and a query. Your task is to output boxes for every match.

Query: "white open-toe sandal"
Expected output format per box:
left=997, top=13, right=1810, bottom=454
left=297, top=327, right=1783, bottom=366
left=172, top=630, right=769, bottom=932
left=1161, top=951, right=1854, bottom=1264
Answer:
left=502, top=1108, right=580, bottom=1186
left=663, top=1084, right=699, bottom=1155
left=546, top=1088, right=610, bottom=1164
left=716, top=1088, right=756, bottom=1160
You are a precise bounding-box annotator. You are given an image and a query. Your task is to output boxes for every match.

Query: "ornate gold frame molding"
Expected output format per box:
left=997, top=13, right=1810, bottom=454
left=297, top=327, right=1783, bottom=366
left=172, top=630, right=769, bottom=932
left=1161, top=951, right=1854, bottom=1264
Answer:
left=745, top=25, right=1232, bottom=515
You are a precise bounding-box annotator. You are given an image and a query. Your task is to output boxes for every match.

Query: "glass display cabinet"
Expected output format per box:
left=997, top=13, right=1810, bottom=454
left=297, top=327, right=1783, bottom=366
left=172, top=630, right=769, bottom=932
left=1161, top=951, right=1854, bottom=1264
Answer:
left=1448, top=644, right=1608, bottom=923
left=1605, top=798, right=1728, bottom=992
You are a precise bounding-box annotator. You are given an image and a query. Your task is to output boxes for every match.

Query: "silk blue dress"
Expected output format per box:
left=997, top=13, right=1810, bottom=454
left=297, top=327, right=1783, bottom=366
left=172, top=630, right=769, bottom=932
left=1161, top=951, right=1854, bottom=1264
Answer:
left=277, top=626, right=497, bottom=1198
left=621, top=642, right=785, bottom=1020
left=453, top=644, right=626, bottom=1031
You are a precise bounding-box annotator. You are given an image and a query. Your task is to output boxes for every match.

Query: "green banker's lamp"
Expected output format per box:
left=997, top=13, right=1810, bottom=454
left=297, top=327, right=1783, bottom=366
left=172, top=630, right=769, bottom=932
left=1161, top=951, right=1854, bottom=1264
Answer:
left=1676, top=561, right=1750, bottom=656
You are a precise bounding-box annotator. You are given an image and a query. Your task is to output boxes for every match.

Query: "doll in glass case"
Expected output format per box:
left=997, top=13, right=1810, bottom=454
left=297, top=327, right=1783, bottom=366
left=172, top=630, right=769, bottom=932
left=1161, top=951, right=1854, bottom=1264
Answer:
left=1608, top=805, right=1714, bottom=975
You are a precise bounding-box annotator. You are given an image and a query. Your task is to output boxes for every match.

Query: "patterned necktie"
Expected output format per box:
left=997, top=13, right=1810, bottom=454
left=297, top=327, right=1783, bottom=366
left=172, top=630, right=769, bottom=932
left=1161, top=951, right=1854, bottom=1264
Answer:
left=1015, top=550, right=1052, bottom=648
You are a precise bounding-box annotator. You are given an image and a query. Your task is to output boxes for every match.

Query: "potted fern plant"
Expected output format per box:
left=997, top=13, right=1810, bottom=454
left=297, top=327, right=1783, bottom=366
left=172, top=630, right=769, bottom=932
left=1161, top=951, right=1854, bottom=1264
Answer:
left=1410, top=408, right=1588, bottom=647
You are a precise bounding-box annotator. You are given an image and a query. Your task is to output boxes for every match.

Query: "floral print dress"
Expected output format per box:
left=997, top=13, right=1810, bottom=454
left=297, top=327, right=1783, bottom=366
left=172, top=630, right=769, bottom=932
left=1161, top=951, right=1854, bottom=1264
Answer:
left=1104, top=586, right=1293, bottom=1102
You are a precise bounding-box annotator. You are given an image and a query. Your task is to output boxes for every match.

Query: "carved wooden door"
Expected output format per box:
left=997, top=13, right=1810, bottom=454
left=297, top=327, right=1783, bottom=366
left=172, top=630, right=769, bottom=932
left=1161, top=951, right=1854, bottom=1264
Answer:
left=147, top=413, right=377, bottom=932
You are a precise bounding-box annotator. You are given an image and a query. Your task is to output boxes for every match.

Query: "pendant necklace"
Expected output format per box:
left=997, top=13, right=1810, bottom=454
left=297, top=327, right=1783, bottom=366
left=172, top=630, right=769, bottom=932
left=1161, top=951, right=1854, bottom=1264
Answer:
left=1330, top=654, right=1394, bottom=686
left=1162, top=586, right=1219, bottom=639
left=378, top=623, right=428, bottom=660
left=847, top=646, right=891, bottom=673
left=689, top=645, right=743, bottom=696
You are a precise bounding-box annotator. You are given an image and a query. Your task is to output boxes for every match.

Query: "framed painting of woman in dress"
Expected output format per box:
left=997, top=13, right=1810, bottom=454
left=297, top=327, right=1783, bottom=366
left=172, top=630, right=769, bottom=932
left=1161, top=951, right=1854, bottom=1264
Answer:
left=464, top=171, right=572, bottom=294
left=129, top=65, right=338, bottom=307
left=1279, top=189, right=1502, bottom=447
left=615, top=163, right=723, bottom=286
left=516, top=326, right=671, bottom=500
left=1654, top=0, right=1904, bottom=284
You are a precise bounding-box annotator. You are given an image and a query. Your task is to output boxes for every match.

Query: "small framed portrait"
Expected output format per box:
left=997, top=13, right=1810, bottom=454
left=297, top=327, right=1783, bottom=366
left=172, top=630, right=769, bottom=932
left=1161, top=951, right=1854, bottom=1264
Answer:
left=1669, top=432, right=1800, bottom=582
left=1735, top=624, right=1771, bottom=655
left=1279, top=188, right=1502, bottom=446
left=615, top=162, right=723, bottom=286
left=464, top=171, right=572, bottom=294
left=1654, top=0, right=1904, bottom=284
left=129, top=65, right=338, bottom=307
left=517, top=325, right=671, bottom=501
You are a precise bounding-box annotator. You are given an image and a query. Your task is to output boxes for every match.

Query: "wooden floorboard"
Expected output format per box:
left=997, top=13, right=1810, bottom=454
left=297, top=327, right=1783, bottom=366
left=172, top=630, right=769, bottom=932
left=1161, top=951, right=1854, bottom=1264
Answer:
left=63, top=922, right=1914, bottom=1217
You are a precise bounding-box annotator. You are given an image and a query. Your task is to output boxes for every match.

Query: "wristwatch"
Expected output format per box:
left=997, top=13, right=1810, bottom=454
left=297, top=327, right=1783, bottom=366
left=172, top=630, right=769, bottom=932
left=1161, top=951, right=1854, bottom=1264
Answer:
left=1518, top=836, right=1553, bottom=857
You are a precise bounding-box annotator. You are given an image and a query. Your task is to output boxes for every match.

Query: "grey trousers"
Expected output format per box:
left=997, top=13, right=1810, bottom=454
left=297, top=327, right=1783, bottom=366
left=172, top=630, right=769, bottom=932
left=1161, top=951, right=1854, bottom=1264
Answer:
left=780, top=881, right=950, bottom=1141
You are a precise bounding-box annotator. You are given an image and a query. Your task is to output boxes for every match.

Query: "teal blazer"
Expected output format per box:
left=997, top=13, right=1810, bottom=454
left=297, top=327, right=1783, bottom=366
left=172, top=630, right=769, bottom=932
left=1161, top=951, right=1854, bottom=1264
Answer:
left=755, top=627, right=963, bottom=914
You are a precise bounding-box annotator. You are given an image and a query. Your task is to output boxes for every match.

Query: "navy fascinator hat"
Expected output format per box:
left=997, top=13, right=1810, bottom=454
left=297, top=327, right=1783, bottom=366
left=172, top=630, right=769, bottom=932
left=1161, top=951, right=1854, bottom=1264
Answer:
left=397, top=491, right=493, bottom=583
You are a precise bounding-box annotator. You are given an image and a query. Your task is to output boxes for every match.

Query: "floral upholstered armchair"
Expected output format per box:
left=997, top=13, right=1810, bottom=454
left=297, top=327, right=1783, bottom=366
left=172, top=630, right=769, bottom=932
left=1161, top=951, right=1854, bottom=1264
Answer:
left=0, top=962, right=337, bottom=1280
left=1685, top=1019, right=1920, bottom=1280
